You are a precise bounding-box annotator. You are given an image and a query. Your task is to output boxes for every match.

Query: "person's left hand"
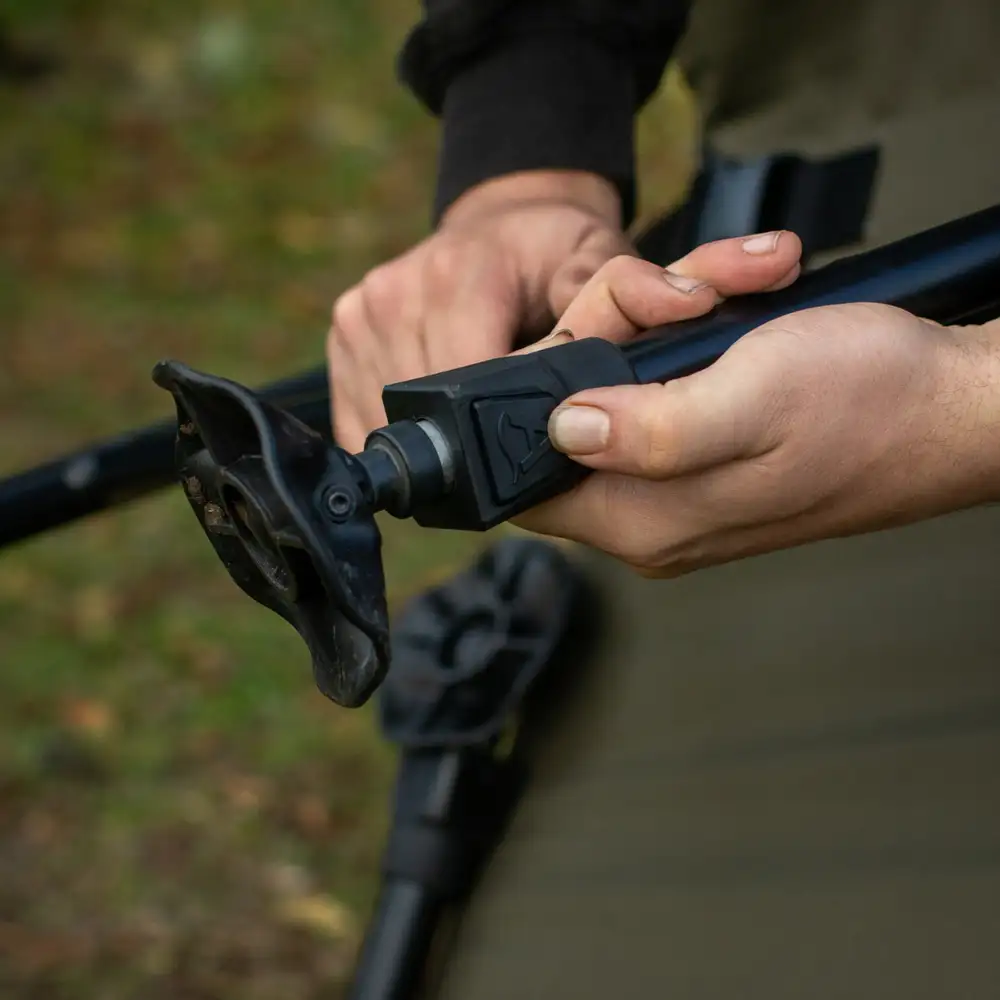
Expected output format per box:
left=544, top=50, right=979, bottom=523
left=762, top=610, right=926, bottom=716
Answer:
left=515, top=239, right=1000, bottom=576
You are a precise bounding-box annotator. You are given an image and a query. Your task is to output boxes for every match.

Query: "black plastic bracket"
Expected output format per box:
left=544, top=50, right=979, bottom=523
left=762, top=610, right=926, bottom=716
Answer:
left=152, top=360, right=391, bottom=708
left=382, top=337, right=636, bottom=530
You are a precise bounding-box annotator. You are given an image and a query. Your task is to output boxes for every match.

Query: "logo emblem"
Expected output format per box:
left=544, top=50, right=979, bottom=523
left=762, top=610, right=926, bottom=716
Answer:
left=496, top=410, right=552, bottom=484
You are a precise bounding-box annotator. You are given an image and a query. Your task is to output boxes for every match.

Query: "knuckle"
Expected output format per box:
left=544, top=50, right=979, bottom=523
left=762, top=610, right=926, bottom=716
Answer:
left=598, top=253, right=639, bottom=287
left=360, top=263, right=401, bottom=309
left=326, top=323, right=346, bottom=360
left=633, top=387, right=680, bottom=475
left=330, top=287, right=363, bottom=337
left=422, top=238, right=469, bottom=290
left=550, top=259, right=597, bottom=304
left=723, top=328, right=802, bottom=442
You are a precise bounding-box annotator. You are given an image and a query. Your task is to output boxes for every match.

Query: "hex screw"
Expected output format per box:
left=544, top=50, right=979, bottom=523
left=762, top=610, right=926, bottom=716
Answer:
left=325, top=488, right=355, bottom=521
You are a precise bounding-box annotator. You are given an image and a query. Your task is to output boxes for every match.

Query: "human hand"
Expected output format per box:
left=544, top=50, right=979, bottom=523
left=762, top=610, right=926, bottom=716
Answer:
left=516, top=239, right=1000, bottom=576
left=327, top=170, right=632, bottom=451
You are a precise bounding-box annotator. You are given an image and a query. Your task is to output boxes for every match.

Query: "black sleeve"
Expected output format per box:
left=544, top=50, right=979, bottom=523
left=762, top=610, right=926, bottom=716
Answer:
left=398, top=1, right=692, bottom=227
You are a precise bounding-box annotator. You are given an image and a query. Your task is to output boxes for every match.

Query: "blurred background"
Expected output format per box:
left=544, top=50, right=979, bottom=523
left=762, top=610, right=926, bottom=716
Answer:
left=0, top=2, right=694, bottom=996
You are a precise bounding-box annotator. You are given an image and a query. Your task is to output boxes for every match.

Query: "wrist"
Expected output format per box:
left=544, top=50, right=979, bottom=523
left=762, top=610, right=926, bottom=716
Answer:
left=935, top=319, right=1000, bottom=504
left=440, top=170, right=622, bottom=232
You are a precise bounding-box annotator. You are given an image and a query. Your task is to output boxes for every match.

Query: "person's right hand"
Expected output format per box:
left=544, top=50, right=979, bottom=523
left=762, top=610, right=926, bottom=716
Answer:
left=327, top=170, right=633, bottom=451
left=515, top=240, right=1000, bottom=578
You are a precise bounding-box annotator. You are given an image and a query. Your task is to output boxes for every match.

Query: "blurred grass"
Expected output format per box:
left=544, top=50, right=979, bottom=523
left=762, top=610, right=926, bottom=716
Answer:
left=0, top=3, right=694, bottom=997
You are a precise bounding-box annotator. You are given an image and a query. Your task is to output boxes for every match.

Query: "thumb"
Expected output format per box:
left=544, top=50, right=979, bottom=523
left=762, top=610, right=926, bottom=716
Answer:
left=546, top=372, right=777, bottom=480
left=546, top=225, right=635, bottom=318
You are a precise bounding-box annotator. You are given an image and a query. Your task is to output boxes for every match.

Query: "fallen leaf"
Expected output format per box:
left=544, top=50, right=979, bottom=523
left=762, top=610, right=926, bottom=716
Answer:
left=276, top=894, right=356, bottom=940
left=222, top=773, right=270, bottom=812
left=60, top=697, right=115, bottom=740
left=291, top=793, right=330, bottom=836
left=264, top=861, right=312, bottom=898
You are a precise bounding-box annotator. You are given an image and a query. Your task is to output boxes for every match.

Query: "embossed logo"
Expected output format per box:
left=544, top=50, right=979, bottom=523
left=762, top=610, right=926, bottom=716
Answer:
left=471, top=394, right=559, bottom=503
left=496, top=410, right=552, bottom=485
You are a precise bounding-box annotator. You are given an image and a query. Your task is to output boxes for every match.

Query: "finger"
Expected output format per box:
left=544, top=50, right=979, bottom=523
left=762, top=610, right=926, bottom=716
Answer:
left=547, top=225, right=635, bottom=318
left=326, top=341, right=370, bottom=452
left=668, top=230, right=802, bottom=297
left=360, top=256, right=430, bottom=385
left=509, top=326, right=576, bottom=356
left=553, top=230, right=803, bottom=345
left=327, top=346, right=376, bottom=451
left=327, top=307, right=361, bottom=450
left=545, top=367, right=781, bottom=479
left=332, top=396, right=370, bottom=453
left=329, top=288, right=389, bottom=441
left=554, top=231, right=803, bottom=346
left=421, top=241, right=522, bottom=374
left=553, top=254, right=722, bottom=344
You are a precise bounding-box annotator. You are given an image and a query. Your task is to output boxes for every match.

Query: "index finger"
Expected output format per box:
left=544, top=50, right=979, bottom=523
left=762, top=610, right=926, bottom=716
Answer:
left=555, top=231, right=803, bottom=345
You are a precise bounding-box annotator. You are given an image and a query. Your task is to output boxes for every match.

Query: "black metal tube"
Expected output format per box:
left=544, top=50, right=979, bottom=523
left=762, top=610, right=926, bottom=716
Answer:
left=0, top=365, right=330, bottom=549
left=624, top=203, right=1000, bottom=385
left=5, top=204, right=1000, bottom=549
left=348, top=879, right=442, bottom=1000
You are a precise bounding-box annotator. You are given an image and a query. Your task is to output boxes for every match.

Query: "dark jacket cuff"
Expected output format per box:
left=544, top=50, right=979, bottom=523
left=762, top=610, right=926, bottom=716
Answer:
left=432, top=32, right=637, bottom=227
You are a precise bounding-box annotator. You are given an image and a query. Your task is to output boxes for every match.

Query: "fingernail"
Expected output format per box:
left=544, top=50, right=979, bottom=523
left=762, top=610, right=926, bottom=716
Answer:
left=520, top=327, right=574, bottom=354
left=741, top=231, right=781, bottom=255
left=544, top=327, right=575, bottom=344
left=549, top=405, right=610, bottom=454
left=663, top=270, right=707, bottom=294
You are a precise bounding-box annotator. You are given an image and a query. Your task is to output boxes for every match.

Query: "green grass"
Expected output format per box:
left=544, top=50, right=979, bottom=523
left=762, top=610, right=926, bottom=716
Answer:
left=0, top=4, right=692, bottom=996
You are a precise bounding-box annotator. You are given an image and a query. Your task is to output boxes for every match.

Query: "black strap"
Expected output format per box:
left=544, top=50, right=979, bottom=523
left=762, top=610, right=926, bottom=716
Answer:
left=635, top=145, right=881, bottom=266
